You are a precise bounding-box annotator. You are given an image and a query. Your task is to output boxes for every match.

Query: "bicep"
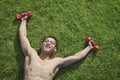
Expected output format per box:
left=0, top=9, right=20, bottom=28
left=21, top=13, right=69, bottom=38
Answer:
left=19, top=36, right=31, bottom=56
left=59, top=55, right=80, bottom=67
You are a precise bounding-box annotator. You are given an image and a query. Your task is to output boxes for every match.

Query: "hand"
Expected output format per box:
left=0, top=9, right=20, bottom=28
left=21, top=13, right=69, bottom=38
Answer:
left=88, top=40, right=94, bottom=49
left=21, top=13, right=28, bottom=21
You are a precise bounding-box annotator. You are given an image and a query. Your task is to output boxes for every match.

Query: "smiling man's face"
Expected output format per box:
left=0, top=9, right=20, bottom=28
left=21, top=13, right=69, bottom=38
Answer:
left=41, top=37, right=57, bottom=54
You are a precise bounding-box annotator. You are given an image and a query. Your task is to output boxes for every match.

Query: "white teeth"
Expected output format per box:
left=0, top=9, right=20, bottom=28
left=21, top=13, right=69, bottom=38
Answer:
left=45, top=45, right=51, bottom=48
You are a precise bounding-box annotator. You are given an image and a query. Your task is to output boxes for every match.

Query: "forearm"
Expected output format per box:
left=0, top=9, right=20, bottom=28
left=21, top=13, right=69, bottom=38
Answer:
left=19, top=20, right=27, bottom=37
left=75, top=46, right=92, bottom=60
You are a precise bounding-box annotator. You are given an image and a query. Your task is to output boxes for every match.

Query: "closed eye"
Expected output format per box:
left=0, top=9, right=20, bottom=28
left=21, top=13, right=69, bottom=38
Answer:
left=50, top=41, right=55, bottom=45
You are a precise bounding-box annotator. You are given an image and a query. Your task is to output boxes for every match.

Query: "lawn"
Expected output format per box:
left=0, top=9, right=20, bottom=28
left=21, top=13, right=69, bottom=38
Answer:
left=0, top=0, right=120, bottom=80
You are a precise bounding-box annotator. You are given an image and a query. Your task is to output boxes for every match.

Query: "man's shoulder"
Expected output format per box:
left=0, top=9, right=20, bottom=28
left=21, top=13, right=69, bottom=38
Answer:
left=52, top=57, right=63, bottom=62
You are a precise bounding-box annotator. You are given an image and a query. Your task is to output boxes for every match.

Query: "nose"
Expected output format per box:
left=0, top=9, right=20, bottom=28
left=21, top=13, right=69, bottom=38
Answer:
left=47, top=41, right=51, bottom=45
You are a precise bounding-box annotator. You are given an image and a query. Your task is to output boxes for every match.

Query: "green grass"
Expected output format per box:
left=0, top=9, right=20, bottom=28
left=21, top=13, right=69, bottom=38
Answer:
left=0, top=0, right=120, bottom=80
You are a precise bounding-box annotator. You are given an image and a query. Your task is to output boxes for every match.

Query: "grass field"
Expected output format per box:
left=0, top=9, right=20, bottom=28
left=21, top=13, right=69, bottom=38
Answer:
left=0, top=0, right=120, bottom=80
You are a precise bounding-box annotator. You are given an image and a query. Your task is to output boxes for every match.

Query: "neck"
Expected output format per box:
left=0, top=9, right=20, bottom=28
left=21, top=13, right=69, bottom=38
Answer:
left=39, top=51, right=51, bottom=60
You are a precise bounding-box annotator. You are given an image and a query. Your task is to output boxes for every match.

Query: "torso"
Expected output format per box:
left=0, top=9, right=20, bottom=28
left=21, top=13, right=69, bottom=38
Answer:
left=24, top=50, right=61, bottom=80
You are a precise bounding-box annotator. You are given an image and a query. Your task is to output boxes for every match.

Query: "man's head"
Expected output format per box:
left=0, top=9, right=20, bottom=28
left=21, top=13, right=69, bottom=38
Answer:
left=41, top=36, right=57, bottom=55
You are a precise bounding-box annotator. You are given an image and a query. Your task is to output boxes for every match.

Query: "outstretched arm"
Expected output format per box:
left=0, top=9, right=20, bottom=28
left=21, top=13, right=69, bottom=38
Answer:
left=58, top=45, right=92, bottom=67
left=19, top=17, right=34, bottom=56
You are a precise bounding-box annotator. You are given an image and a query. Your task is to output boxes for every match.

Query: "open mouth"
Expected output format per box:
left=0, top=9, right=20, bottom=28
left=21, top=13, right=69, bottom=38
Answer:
left=44, top=45, right=51, bottom=49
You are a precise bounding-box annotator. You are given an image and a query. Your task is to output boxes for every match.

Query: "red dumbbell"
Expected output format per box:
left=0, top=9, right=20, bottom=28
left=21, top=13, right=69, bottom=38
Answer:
left=27, top=11, right=32, bottom=17
left=16, top=14, right=22, bottom=20
left=86, top=36, right=92, bottom=42
left=86, top=36, right=100, bottom=51
left=16, top=11, right=32, bottom=20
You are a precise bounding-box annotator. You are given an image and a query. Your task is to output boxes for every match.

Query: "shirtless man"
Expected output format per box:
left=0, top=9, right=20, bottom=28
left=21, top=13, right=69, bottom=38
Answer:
left=18, top=14, right=96, bottom=80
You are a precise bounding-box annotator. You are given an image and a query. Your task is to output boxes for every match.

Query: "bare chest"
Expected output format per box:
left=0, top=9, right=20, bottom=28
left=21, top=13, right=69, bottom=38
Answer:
left=24, top=59, right=59, bottom=80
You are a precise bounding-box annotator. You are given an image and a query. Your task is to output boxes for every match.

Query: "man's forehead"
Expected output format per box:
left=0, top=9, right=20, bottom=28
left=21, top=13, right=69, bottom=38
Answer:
left=45, top=37, right=56, bottom=42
